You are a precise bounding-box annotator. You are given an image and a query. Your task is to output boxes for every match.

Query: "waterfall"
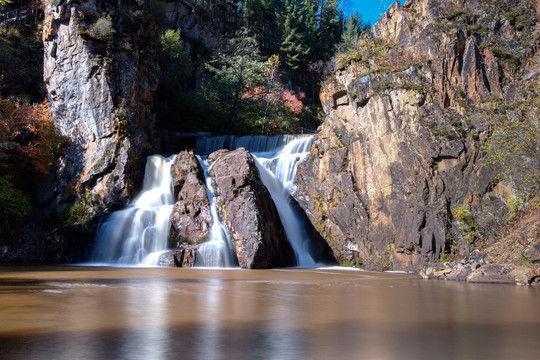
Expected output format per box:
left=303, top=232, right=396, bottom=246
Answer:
left=90, top=135, right=318, bottom=268
left=90, top=155, right=176, bottom=265
left=195, top=134, right=312, bottom=156
left=195, top=134, right=318, bottom=267
left=194, top=156, right=237, bottom=267
left=252, top=137, right=317, bottom=267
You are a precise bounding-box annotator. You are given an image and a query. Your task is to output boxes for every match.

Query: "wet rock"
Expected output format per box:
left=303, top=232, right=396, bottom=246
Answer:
left=209, top=148, right=296, bottom=269
left=158, top=246, right=198, bottom=267
left=445, top=266, right=472, bottom=282
left=511, top=266, right=540, bottom=286
left=50, top=222, right=97, bottom=263
left=169, top=151, right=212, bottom=247
left=466, top=264, right=515, bottom=284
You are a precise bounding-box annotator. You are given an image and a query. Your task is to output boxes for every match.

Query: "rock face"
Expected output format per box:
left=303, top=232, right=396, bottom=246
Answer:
left=295, top=0, right=539, bottom=271
left=169, top=151, right=212, bottom=247
left=43, top=0, right=160, bottom=209
left=209, top=149, right=296, bottom=269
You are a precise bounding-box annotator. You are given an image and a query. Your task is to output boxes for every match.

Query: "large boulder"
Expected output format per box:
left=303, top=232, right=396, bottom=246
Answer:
left=208, top=149, right=296, bottom=269
left=168, top=151, right=212, bottom=248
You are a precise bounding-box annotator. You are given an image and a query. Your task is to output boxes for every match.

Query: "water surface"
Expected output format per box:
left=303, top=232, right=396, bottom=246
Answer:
left=0, top=266, right=539, bottom=360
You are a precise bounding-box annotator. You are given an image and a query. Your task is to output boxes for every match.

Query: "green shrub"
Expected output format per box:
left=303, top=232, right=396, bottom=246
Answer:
left=0, top=175, right=31, bottom=236
left=404, top=83, right=422, bottom=92
left=64, top=191, right=93, bottom=225
left=452, top=204, right=482, bottom=247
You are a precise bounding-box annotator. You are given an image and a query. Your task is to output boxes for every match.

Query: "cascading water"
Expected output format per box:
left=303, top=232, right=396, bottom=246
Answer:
left=252, top=137, right=317, bottom=266
left=91, top=135, right=318, bottom=268
left=90, top=155, right=175, bottom=265
left=195, top=134, right=311, bottom=156
left=194, top=156, right=237, bottom=267
left=194, top=134, right=318, bottom=267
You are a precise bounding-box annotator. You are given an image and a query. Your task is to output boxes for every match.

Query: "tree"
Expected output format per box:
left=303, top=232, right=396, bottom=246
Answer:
left=483, top=79, right=540, bottom=202
left=276, top=0, right=313, bottom=72
left=205, top=29, right=266, bottom=131
left=0, top=97, right=67, bottom=174
left=155, top=29, right=193, bottom=130
left=315, top=0, right=344, bottom=60
left=341, top=11, right=369, bottom=48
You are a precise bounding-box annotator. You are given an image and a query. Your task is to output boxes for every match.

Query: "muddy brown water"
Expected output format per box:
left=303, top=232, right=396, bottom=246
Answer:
left=0, top=266, right=539, bottom=360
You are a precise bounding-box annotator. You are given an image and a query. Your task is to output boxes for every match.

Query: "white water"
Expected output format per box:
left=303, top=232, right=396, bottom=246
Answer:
left=90, top=155, right=176, bottom=265
left=195, top=134, right=318, bottom=267
left=90, top=135, right=317, bottom=267
left=194, top=156, right=237, bottom=267
left=252, top=137, right=317, bottom=266
left=195, top=134, right=312, bottom=156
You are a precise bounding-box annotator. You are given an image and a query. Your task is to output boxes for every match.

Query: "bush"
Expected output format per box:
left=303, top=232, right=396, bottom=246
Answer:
left=0, top=175, right=31, bottom=224
left=64, top=191, right=93, bottom=225
left=483, top=78, right=540, bottom=199
left=88, top=16, right=115, bottom=41
left=0, top=97, right=67, bottom=174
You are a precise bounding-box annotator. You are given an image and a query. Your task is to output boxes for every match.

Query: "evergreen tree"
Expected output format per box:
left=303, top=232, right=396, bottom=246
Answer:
left=205, top=29, right=266, bottom=130
left=341, top=16, right=358, bottom=48
left=276, top=0, right=312, bottom=71
left=315, top=0, right=344, bottom=59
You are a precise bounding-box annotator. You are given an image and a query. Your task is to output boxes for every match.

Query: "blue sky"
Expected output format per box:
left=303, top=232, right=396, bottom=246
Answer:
left=342, top=0, right=405, bottom=26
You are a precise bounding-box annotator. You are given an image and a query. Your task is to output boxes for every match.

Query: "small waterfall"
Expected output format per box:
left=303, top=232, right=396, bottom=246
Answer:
left=90, top=155, right=175, bottom=265
left=194, top=156, right=237, bottom=267
left=195, top=134, right=312, bottom=156
left=252, top=137, right=317, bottom=267
left=195, top=134, right=318, bottom=267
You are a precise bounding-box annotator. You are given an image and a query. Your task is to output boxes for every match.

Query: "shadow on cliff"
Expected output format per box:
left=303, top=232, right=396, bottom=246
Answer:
left=289, top=196, right=338, bottom=265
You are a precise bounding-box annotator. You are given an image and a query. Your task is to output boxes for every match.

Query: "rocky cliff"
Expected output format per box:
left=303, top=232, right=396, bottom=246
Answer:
left=42, top=0, right=224, bottom=213
left=295, top=0, right=540, bottom=271
left=43, top=0, right=162, bottom=210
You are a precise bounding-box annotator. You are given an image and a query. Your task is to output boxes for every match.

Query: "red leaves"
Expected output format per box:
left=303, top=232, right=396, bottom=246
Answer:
left=0, top=97, right=67, bottom=174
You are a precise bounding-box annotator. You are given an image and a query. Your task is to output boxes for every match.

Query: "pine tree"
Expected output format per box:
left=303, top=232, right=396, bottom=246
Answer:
left=315, top=0, right=344, bottom=59
left=341, top=14, right=359, bottom=48
left=276, top=0, right=312, bottom=71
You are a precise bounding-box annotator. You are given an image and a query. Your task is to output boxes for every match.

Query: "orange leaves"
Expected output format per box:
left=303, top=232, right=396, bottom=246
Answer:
left=0, top=97, right=67, bottom=174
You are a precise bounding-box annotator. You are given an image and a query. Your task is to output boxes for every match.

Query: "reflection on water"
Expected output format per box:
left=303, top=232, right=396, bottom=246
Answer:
left=0, top=267, right=539, bottom=360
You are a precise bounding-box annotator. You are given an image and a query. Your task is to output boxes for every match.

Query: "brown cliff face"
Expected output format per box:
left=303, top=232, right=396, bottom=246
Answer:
left=43, top=0, right=160, bottom=211
left=295, top=0, right=539, bottom=271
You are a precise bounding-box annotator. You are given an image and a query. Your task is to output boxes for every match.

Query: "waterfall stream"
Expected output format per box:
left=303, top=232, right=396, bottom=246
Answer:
left=251, top=137, right=317, bottom=266
left=196, top=135, right=317, bottom=267
left=91, top=135, right=317, bottom=267
left=194, top=156, right=237, bottom=267
left=90, top=155, right=175, bottom=265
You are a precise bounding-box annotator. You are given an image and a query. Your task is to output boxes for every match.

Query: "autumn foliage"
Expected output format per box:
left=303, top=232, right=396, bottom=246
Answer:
left=0, top=97, right=67, bottom=174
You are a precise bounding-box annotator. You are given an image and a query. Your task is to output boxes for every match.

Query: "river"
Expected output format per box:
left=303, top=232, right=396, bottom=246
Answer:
left=1, top=266, right=539, bottom=360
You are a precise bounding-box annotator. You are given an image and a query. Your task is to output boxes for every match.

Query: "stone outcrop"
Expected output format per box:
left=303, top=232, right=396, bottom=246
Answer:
left=168, top=151, right=212, bottom=248
left=421, top=250, right=540, bottom=285
left=295, top=0, right=539, bottom=271
left=158, top=246, right=197, bottom=267
left=209, top=149, right=296, bottom=269
left=43, top=0, right=160, bottom=210
left=161, top=0, right=220, bottom=52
